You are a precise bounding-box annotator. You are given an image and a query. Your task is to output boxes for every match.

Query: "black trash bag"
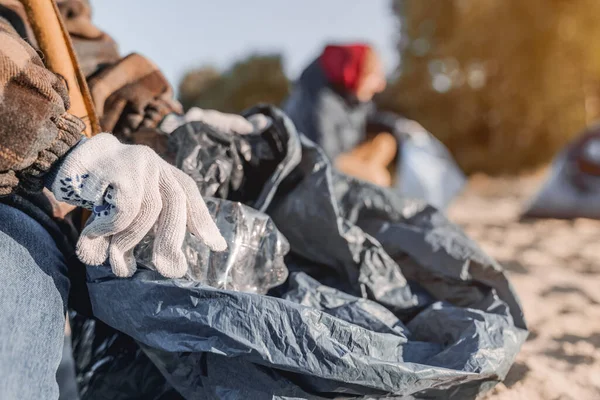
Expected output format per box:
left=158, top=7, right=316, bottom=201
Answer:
left=274, top=139, right=522, bottom=323
left=85, top=105, right=527, bottom=399
left=69, top=311, right=182, bottom=400
left=169, top=105, right=301, bottom=212
left=57, top=334, right=80, bottom=400
left=70, top=185, right=289, bottom=397
left=522, top=126, right=600, bottom=219
left=167, top=119, right=244, bottom=200
left=368, top=111, right=466, bottom=210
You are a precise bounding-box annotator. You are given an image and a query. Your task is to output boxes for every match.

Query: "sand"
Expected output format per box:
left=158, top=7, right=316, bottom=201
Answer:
left=447, top=174, right=600, bottom=400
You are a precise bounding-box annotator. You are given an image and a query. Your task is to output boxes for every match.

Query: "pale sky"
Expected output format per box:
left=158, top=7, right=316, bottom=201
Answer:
left=91, top=1, right=399, bottom=87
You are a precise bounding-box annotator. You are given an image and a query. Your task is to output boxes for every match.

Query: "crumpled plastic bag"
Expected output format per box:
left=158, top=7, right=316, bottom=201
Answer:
left=81, top=105, right=527, bottom=399
left=368, top=112, right=466, bottom=210
left=69, top=311, right=182, bottom=400
left=135, top=198, right=289, bottom=294
left=522, top=130, right=600, bottom=219
left=70, top=197, right=288, bottom=398
left=70, top=151, right=290, bottom=398
left=167, top=106, right=301, bottom=212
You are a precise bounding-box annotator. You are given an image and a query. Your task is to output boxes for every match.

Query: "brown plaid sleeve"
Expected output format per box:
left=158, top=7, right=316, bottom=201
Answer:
left=0, top=17, right=84, bottom=195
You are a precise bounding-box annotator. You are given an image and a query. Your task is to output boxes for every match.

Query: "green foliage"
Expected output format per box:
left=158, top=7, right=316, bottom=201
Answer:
left=179, top=54, right=290, bottom=114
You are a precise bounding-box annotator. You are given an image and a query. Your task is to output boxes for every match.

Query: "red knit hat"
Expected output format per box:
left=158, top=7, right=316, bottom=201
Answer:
left=319, top=44, right=372, bottom=92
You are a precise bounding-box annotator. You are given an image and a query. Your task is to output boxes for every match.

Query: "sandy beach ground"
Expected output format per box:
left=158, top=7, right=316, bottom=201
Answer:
left=447, top=174, right=600, bottom=400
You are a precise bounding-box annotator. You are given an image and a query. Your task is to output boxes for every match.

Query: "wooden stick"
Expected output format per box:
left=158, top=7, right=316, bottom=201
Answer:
left=20, top=0, right=100, bottom=137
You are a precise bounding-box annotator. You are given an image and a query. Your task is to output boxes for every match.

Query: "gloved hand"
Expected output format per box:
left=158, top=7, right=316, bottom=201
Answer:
left=88, top=53, right=183, bottom=140
left=50, top=133, right=226, bottom=278
left=160, top=107, right=254, bottom=135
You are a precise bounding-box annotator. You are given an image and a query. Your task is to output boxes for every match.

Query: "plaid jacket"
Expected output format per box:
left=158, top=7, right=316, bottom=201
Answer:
left=0, top=15, right=84, bottom=195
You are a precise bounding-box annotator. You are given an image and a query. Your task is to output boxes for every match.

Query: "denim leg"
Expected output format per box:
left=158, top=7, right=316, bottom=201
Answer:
left=0, top=202, right=70, bottom=400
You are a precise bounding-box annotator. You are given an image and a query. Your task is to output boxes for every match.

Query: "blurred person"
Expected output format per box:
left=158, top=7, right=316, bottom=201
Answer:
left=284, top=43, right=396, bottom=186
left=0, top=1, right=255, bottom=399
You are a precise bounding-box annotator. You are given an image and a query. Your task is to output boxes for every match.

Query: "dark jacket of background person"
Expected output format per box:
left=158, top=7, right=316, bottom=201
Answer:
left=283, top=52, right=375, bottom=162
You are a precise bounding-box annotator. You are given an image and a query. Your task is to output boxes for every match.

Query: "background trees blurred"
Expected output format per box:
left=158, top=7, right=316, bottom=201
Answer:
left=179, top=0, right=600, bottom=174
left=179, top=54, right=289, bottom=113
left=378, top=0, right=600, bottom=174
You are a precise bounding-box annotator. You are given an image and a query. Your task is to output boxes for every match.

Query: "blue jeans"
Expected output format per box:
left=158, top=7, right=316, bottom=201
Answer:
left=0, top=202, right=70, bottom=400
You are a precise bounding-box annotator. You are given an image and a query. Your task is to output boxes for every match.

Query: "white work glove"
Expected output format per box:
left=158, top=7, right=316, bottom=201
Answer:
left=51, top=133, right=226, bottom=278
left=160, top=107, right=254, bottom=135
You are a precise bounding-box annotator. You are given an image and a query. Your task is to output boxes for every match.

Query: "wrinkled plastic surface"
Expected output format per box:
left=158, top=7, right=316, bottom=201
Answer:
left=370, top=112, right=466, bottom=210
left=69, top=311, right=182, bottom=400
left=84, top=105, right=527, bottom=399
left=522, top=135, right=600, bottom=219
left=57, top=335, right=80, bottom=400
left=69, top=196, right=289, bottom=399
left=168, top=109, right=301, bottom=212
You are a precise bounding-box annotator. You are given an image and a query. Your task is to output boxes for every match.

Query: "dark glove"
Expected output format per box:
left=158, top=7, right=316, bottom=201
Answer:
left=56, top=0, right=120, bottom=77
left=88, top=53, right=182, bottom=141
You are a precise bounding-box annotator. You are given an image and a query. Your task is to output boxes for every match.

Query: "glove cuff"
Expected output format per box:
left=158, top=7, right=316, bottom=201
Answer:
left=20, top=112, right=85, bottom=193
